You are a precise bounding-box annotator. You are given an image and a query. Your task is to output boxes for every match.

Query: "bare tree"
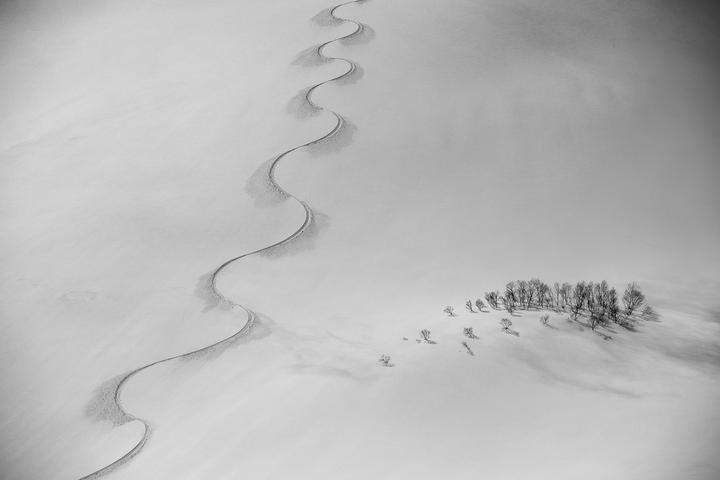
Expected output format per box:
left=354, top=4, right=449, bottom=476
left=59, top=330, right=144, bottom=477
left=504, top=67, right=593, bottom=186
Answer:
left=465, top=300, right=476, bottom=313
left=378, top=355, right=394, bottom=367
left=514, top=280, right=528, bottom=308
left=553, top=282, right=562, bottom=309
left=463, top=327, right=479, bottom=339
left=475, top=299, right=486, bottom=312
left=503, top=282, right=518, bottom=306
left=484, top=291, right=500, bottom=309
left=570, top=281, right=590, bottom=319
left=443, top=306, right=457, bottom=317
left=420, top=329, right=436, bottom=344
left=623, top=283, right=645, bottom=317
left=499, top=318, right=519, bottom=336
left=535, top=280, right=551, bottom=309
left=526, top=278, right=541, bottom=309
left=559, top=283, right=572, bottom=310
left=502, top=296, right=516, bottom=315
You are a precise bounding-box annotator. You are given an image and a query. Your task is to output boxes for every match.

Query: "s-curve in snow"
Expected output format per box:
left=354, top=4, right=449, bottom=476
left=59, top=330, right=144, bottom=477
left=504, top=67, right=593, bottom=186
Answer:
left=78, top=2, right=370, bottom=478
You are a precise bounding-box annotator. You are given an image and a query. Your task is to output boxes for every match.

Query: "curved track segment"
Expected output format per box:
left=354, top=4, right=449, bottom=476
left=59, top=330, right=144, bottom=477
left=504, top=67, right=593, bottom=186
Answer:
left=78, top=1, right=369, bottom=478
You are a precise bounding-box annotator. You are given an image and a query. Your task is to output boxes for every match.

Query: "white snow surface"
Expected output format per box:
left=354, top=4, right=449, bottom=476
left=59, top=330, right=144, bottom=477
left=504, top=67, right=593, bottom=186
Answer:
left=2, top=0, right=719, bottom=479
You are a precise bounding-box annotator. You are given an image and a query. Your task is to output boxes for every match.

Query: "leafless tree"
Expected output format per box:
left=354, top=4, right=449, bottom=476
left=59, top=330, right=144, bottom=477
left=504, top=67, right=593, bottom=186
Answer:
left=536, top=280, right=551, bottom=309
left=505, top=281, right=519, bottom=307
left=623, top=283, right=645, bottom=317
left=485, top=291, right=500, bottom=309
left=378, top=355, right=394, bottom=367
left=443, top=306, right=457, bottom=317
left=503, top=296, right=516, bottom=315
left=553, top=282, right=562, bottom=309
left=500, top=318, right=519, bottom=336
left=527, top=278, right=542, bottom=309
left=463, top=327, right=479, bottom=339
left=514, top=280, right=528, bottom=308
left=420, top=329, right=436, bottom=344
left=465, top=300, right=476, bottom=313
left=559, top=283, right=572, bottom=309
left=570, top=281, right=590, bottom=319
left=475, top=299, right=486, bottom=312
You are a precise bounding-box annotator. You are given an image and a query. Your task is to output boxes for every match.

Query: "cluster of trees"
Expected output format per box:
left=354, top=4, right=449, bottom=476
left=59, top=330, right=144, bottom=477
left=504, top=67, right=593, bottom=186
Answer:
left=483, top=279, right=653, bottom=331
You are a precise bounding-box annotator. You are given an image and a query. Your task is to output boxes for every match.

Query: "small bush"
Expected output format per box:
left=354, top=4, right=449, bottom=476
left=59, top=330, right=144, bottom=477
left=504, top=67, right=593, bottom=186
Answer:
left=420, top=329, right=436, bottom=344
left=540, top=314, right=550, bottom=327
left=465, top=300, right=476, bottom=313
left=463, top=327, right=479, bottom=339
left=443, top=306, right=456, bottom=317
left=378, top=355, right=394, bottom=367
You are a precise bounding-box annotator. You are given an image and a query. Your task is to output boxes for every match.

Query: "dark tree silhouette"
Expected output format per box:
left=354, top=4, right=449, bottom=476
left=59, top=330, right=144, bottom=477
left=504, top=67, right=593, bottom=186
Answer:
left=465, top=300, right=476, bottom=313
left=463, top=327, right=479, bottom=339
left=623, top=283, right=645, bottom=317
left=485, top=291, right=500, bottom=309
left=420, top=329, right=436, bottom=344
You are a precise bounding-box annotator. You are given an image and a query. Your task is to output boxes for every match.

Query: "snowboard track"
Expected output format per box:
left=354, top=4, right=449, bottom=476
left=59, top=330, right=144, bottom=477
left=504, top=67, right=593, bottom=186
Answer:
left=79, top=2, right=368, bottom=478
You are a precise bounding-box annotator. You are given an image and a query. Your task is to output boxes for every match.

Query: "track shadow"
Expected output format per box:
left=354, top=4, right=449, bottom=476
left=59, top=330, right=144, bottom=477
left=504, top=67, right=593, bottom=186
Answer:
left=244, top=157, right=291, bottom=208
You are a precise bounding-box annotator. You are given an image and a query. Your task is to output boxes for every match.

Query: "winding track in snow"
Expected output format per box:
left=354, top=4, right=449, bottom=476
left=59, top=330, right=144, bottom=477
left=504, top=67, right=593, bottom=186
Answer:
left=79, top=2, right=368, bottom=478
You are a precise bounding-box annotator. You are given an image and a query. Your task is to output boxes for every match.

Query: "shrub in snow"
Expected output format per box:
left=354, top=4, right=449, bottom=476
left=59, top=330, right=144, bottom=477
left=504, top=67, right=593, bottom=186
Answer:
left=443, top=306, right=456, bottom=317
left=465, top=300, right=476, bottom=313
left=500, top=318, right=519, bottom=336
left=461, top=341, right=474, bottom=356
left=475, top=299, right=485, bottom=312
left=540, top=314, right=550, bottom=327
left=463, top=327, right=478, bottom=339
left=378, top=355, right=394, bottom=367
left=420, top=329, right=436, bottom=344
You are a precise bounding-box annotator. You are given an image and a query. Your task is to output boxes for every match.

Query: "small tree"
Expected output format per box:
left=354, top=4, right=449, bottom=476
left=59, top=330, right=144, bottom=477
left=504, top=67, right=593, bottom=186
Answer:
left=535, top=280, right=550, bottom=309
left=463, top=327, right=479, bottom=339
left=570, top=281, right=590, bottom=319
left=475, top=299, right=486, bottom=312
left=465, top=300, right=476, bottom=313
left=505, top=282, right=520, bottom=308
left=503, top=297, right=516, bottom=315
left=623, top=283, right=645, bottom=317
left=559, top=283, right=572, bottom=310
left=552, top=282, right=562, bottom=309
left=420, top=329, right=436, bottom=344
left=443, top=306, right=456, bottom=317
left=485, top=291, right=500, bottom=309
left=540, top=314, right=550, bottom=327
left=378, top=355, right=394, bottom=367
left=499, top=318, right=518, bottom=336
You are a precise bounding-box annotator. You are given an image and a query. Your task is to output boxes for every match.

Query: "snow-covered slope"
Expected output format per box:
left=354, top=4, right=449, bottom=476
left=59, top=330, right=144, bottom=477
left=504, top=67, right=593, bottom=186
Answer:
left=1, top=0, right=718, bottom=479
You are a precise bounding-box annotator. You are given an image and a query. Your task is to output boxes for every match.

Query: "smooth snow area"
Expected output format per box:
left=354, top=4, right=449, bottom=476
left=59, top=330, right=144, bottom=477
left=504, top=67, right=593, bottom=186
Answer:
left=2, top=0, right=719, bottom=479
